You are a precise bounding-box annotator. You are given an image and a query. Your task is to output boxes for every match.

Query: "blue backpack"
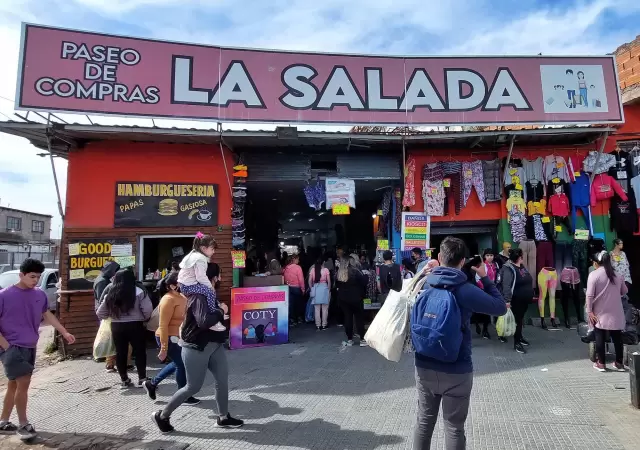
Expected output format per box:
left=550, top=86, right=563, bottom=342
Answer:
left=411, top=285, right=464, bottom=362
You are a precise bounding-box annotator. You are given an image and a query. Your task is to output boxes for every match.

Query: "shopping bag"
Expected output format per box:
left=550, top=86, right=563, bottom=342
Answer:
left=305, top=297, right=314, bottom=323
left=93, top=319, right=116, bottom=360
left=496, top=309, right=516, bottom=337
left=146, top=306, right=160, bottom=332
left=365, top=274, right=429, bottom=362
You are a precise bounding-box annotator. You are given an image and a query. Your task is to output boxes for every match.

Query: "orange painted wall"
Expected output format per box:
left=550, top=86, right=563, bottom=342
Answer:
left=65, top=142, right=234, bottom=228
left=408, top=146, right=596, bottom=222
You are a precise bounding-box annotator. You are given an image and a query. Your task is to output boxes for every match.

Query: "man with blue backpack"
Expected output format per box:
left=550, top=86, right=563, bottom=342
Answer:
left=411, top=237, right=506, bottom=450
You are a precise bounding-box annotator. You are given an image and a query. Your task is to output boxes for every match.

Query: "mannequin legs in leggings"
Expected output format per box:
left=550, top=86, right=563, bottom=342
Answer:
left=537, top=268, right=558, bottom=329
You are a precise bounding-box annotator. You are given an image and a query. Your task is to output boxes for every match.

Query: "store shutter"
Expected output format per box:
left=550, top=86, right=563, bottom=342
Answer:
left=242, top=153, right=311, bottom=181
left=336, top=154, right=401, bottom=180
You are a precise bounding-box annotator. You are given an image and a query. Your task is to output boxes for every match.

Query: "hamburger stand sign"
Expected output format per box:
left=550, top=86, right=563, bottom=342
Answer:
left=67, top=239, right=133, bottom=290
left=114, top=182, right=219, bottom=228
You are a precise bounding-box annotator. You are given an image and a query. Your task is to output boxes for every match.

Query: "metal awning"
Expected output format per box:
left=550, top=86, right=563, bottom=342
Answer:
left=0, top=120, right=617, bottom=159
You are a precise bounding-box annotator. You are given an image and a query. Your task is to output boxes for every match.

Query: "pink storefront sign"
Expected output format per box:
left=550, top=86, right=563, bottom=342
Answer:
left=16, top=23, right=624, bottom=126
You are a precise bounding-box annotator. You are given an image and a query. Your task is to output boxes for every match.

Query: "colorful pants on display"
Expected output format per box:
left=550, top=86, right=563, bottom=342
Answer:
left=519, top=240, right=537, bottom=288
left=422, top=179, right=445, bottom=216
left=571, top=205, right=591, bottom=233
left=538, top=268, right=558, bottom=319
left=462, top=160, right=486, bottom=207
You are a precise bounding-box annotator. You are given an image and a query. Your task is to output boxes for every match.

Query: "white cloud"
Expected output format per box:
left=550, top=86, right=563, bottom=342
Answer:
left=1, top=0, right=639, bottom=240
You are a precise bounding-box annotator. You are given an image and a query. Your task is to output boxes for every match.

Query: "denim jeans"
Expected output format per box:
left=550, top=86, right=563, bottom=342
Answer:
left=151, top=336, right=186, bottom=389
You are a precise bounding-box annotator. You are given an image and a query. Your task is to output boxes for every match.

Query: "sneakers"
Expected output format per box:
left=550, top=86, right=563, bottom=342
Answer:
left=514, top=343, right=526, bottom=354
left=612, top=362, right=627, bottom=372
left=482, top=330, right=491, bottom=340
left=105, top=366, right=117, bottom=373
left=143, top=380, right=157, bottom=400
left=519, top=338, right=530, bottom=347
left=593, top=362, right=606, bottom=372
left=121, top=379, right=133, bottom=389
left=211, top=322, right=227, bottom=332
left=216, top=414, right=244, bottom=428
left=152, top=411, right=174, bottom=434
left=342, top=340, right=354, bottom=347
left=360, top=339, right=369, bottom=347
left=137, top=378, right=150, bottom=388
left=0, top=421, right=17, bottom=432
left=498, top=337, right=508, bottom=344
left=184, top=397, right=201, bottom=406
left=16, top=424, right=37, bottom=441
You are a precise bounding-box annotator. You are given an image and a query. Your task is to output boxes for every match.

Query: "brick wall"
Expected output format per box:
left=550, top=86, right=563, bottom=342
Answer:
left=615, top=35, right=640, bottom=91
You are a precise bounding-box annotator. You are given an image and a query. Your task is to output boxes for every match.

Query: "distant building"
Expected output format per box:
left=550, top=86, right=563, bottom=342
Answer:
left=0, top=206, right=52, bottom=247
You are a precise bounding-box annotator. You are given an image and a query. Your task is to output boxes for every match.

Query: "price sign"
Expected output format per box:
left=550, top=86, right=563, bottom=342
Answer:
left=377, top=239, right=389, bottom=250
left=574, top=229, right=589, bottom=240
left=332, top=204, right=350, bottom=215
left=443, top=178, right=451, bottom=188
left=555, top=225, right=562, bottom=232
left=231, top=250, right=246, bottom=269
left=541, top=217, right=551, bottom=223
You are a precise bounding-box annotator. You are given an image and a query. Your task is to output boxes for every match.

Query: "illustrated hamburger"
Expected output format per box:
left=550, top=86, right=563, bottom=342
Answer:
left=84, top=270, right=101, bottom=282
left=158, top=198, right=178, bottom=216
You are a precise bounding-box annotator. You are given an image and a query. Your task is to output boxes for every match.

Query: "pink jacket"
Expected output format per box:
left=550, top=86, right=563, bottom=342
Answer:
left=586, top=267, right=627, bottom=331
left=283, top=264, right=305, bottom=291
left=590, top=174, right=627, bottom=206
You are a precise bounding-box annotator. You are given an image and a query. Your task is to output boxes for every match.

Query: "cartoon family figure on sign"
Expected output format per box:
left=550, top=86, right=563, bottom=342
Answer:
left=546, top=68, right=602, bottom=110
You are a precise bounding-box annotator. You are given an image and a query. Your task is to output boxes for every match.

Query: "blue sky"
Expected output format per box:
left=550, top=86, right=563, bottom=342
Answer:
left=0, top=0, right=639, bottom=237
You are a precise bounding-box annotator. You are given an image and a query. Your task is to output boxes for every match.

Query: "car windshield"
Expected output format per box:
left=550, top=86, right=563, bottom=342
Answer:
left=0, top=273, right=19, bottom=289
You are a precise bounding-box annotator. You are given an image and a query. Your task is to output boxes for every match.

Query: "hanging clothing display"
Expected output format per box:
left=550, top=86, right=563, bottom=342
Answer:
left=304, top=181, right=326, bottom=210
left=519, top=240, right=537, bottom=288
left=402, top=156, right=416, bottom=207
left=462, top=160, right=486, bottom=207
left=482, top=159, right=501, bottom=202
left=525, top=180, right=545, bottom=203
left=554, top=242, right=573, bottom=273
left=394, top=188, right=402, bottom=232
left=543, top=155, right=570, bottom=184
left=583, top=151, right=616, bottom=174
left=422, top=162, right=444, bottom=181
left=608, top=150, right=631, bottom=192
left=572, top=240, right=589, bottom=285
left=590, top=173, right=627, bottom=206
left=560, top=267, right=583, bottom=324
left=509, top=211, right=527, bottom=243
left=422, top=179, right=445, bottom=216
left=442, top=161, right=463, bottom=215
left=568, top=154, right=586, bottom=182
left=536, top=241, right=554, bottom=275
left=610, top=194, right=638, bottom=234
left=527, top=199, right=546, bottom=216
left=380, top=189, right=392, bottom=218
left=548, top=192, right=570, bottom=217
left=526, top=214, right=551, bottom=241
left=570, top=171, right=591, bottom=232
left=523, top=157, right=544, bottom=187
left=629, top=145, right=640, bottom=178
left=631, top=175, right=640, bottom=205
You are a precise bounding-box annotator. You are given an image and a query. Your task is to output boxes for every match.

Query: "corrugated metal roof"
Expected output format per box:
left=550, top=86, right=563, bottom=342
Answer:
left=0, top=120, right=617, bottom=159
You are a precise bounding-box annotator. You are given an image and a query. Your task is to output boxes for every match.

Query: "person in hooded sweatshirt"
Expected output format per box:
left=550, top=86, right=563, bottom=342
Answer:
left=411, top=236, right=506, bottom=450
left=93, top=261, right=120, bottom=372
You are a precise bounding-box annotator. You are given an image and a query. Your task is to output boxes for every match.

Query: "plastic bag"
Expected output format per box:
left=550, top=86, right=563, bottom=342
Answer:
left=93, top=319, right=116, bottom=360
left=365, top=274, right=429, bottom=362
left=305, top=297, right=314, bottom=323
left=496, top=309, right=516, bottom=337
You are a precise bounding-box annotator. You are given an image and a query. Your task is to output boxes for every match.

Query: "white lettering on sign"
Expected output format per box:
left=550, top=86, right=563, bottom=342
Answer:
left=243, top=310, right=277, bottom=320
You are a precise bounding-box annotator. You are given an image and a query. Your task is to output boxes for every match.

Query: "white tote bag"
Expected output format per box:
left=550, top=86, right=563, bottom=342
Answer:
left=365, top=274, right=430, bottom=362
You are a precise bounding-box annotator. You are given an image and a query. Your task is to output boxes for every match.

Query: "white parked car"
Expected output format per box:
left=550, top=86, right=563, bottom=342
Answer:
left=0, top=269, right=59, bottom=311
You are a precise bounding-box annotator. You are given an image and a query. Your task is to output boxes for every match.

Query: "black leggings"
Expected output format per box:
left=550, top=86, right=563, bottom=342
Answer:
left=340, top=300, right=365, bottom=341
left=560, top=282, right=583, bottom=323
left=594, top=327, right=623, bottom=366
left=511, top=300, right=529, bottom=344
left=110, top=321, right=147, bottom=382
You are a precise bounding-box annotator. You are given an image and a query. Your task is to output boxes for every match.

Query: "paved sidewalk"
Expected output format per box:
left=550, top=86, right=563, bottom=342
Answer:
left=0, top=325, right=639, bottom=449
